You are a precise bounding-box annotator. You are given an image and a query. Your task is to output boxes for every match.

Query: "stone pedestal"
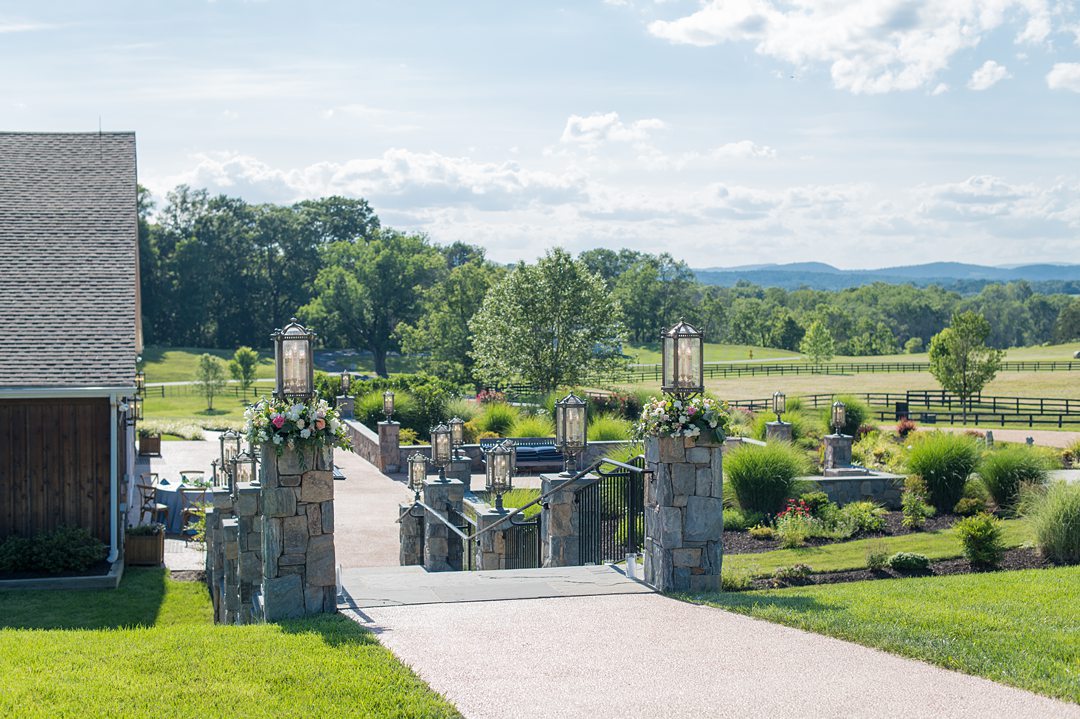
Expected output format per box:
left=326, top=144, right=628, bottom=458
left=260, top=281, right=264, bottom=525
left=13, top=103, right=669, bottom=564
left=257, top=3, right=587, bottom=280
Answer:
left=336, top=395, right=355, bottom=420
left=643, top=436, right=724, bottom=593
left=764, top=421, right=793, bottom=443
left=235, top=483, right=262, bottom=624
left=422, top=477, right=464, bottom=571
left=823, top=434, right=853, bottom=470
left=541, top=473, right=583, bottom=568
left=448, top=458, right=472, bottom=488
left=205, top=489, right=234, bottom=622
left=222, top=518, right=241, bottom=624
left=475, top=508, right=515, bottom=570
left=399, top=502, right=424, bottom=566
left=260, top=444, right=337, bottom=621
left=378, top=421, right=401, bottom=473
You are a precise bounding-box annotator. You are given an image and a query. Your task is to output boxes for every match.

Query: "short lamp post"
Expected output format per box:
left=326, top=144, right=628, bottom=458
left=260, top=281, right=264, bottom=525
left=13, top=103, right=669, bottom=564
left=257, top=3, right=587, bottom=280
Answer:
left=340, top=370, right=351, bottom=397
left=661, top=319, right=704, bottom=400
left=831, top=400, right=847, bottom=436
left=448, top=417, right=465, bottom=459
left=383, top=390, right=395, bottom=421
left=135, top=370, right=145, bottom=396
left=230, top=450, right=256, bottom=494
left=555, top=393, right=588, bottom=476
left=485, top=440, right=515, bottom=512
left=220, top=428, right=242, bottom=478
left=430, top=423, right=453, bottom=480
left=407, top=452, right=428, bottom=500
left=125, top=395, right=143, bottom=426
left=271, top=318, right=316, bottom=401
left=772, top=391, right=786, bottom=422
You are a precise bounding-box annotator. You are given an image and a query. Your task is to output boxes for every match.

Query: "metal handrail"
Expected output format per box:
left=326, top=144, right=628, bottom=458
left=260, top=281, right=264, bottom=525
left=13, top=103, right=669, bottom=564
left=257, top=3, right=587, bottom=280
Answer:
left=396, top=499, right=472, bottom=542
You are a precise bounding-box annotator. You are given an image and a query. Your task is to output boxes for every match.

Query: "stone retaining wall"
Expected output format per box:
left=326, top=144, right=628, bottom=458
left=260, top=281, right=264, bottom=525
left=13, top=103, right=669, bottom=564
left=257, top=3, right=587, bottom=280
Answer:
left=802, top=473, right=906, bottom=509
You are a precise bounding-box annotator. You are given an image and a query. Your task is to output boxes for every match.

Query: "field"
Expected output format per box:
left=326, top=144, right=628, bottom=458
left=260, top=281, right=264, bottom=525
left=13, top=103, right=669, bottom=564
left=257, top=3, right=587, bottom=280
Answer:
left=691, top=566, right=1080, bottom=703
left=624, top=342, right=799, bottom=365
left=143, top=389, right=250, bottom=426
left=141, top=347, right=277, bottom=383
left=0, top=569, right=460, bottom=718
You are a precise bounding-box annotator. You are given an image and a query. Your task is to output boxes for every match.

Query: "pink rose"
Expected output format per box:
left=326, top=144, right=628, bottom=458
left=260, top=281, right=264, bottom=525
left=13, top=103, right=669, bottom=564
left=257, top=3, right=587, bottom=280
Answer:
left=315, top=418, right=326, bottom=430
left=271, top=414, right=285, bottom=429
left=687, top=407, right=696, bottom=415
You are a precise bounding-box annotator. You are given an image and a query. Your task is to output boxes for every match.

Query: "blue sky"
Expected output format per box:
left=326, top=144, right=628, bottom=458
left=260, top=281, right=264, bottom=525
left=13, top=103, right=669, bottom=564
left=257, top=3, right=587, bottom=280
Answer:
left=2, top=1, right=1079, bottom=267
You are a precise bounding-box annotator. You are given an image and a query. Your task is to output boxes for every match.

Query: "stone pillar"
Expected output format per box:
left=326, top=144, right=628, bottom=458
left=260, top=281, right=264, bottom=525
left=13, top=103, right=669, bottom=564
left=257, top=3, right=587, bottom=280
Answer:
left=336, top=395, right=355, bottom=420
left=206, top=488, right=234, bottom=623
left=422, top=477, right=464, bottom=571
left=475, top=508, right=514, bottom=570
left=260, top=444, right=337, bottom=621
left=764, top=421, right=793, bottom=443
left=823, top=434, right=853, bottom=470
left=448, top=458, right=472, bottom=488
left=236, top=483, right=262, bottom=624
left=643, top=436, right=724, bottom=593
left=378, top=421, right=401, bottom=473
left=222, top=518, right=241, bottom=624
left=399, top=502, right=424, bottom=566
left=541, top=473, right=582, bottom=568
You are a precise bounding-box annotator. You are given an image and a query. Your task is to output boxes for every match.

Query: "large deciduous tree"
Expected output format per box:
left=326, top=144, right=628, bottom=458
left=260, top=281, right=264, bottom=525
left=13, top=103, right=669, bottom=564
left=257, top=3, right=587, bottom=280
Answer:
left=301, top=230, right=444, bottom=377
left=469, top=248, right=625, bottom=391
left=929, top=311, right=1004, bottom=422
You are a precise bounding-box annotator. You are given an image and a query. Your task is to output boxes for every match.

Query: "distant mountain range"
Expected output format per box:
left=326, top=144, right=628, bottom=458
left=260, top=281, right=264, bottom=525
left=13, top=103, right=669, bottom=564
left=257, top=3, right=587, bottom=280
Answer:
left=693, top=262, right=1080, bottom=291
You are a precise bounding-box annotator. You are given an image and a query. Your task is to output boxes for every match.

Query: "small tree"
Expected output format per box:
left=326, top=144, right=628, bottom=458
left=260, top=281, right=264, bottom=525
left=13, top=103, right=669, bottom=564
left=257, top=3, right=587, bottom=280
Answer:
left=195, top=353, right=227, bottom=411
left=228, top=346, right=260, bottom=398
left=799, top=319, right=835, bottom=367
left=928, top=311, right=1003, bottom=423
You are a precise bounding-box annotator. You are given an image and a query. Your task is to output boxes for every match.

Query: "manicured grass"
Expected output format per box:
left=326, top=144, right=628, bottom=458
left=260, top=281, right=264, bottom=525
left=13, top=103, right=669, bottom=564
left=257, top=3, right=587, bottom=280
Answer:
left=725, top=519, right=1028, bottom=577
left=0, top=569, right=460, bottom=718
left=142, top=346, right=277, bottom=383
left=624, top=342, right=799, bottom=365
left=144, top=390, right=251, bottom=426
left=689, top=566, right=1080, bottom=703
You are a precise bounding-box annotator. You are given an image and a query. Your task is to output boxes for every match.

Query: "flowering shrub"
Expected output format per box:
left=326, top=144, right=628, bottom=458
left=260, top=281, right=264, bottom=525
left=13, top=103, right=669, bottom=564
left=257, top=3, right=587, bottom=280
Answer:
left=896, top=417, right=918, bottom=438
left=634, top=396, right=731, bottom=441
left=244, top=397, right=351, bottom=456
left=476, top=389, right=507, bottom=405
left=775, top=499, right=818, bottom=548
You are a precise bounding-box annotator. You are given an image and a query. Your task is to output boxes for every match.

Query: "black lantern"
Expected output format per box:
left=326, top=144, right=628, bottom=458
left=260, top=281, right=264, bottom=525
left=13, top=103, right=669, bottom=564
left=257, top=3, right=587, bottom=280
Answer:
left=485, top=440, right=515, bottom=512
left=430, top=423, right=452, bottom=477
left=220, top=428, right=242, bottom=469
left=555, top=392, right=588, bottom=475
left=135, top=370, right=145, bottom=396
left=383, top=390, right=395, bottom=421
left=772, top=391, right=786, bottom=422
left=448, top=417, right=465, bottom=457
left=831, top=400, right=847, bottom=435
left=340, top=370, right=351, bottom=396
left=210, top=459, right=220, bottom=487
left=124, top=395, right=143, bottom=426
left=407, top=452, right=428, bottom=499
left=230, top=450, right=256, bottom=493
left=661, top=319, right=704, bottom=399
left=272, top=318, right=316, bottom=400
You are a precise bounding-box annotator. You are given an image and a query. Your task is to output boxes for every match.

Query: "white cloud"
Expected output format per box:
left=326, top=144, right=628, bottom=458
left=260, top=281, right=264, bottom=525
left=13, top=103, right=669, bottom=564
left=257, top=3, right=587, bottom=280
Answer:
left=0, top=19, right=54, bottom=33
left=647, top=1, right=1057, bottom=94
left=710, top=140, right=776, bottom=159
left=560, top=112, right=666, bottom=147
left=1047, top=63, right=1080, bottom=92
left=931, top=83, right=949, bottom=96
left=968, top=60, right=1010, bottom=91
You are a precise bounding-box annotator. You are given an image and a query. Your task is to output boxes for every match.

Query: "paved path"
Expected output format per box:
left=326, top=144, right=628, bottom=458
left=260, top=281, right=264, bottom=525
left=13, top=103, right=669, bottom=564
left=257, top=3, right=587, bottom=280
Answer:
left=920, top=426, right=1080, bottom=448
left=333, top=448, right=413, bottom=568
left=354, top=592, right=1079, bottom=719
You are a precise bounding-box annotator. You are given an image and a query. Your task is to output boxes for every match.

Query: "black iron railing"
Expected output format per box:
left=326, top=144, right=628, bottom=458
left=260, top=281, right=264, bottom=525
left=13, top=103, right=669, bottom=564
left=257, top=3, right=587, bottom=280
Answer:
left=577, top=455, right=646, bottom=565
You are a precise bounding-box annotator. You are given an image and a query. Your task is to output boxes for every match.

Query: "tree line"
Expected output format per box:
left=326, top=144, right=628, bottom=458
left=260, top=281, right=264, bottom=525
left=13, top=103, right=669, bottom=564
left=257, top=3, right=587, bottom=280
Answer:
left=139, top=187, right=1080, bottom=388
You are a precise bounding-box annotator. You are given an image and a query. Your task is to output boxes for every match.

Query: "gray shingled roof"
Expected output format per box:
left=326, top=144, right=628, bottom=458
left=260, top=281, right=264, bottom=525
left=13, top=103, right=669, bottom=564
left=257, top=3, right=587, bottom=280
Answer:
left=0, top=132, right=139, bottom=389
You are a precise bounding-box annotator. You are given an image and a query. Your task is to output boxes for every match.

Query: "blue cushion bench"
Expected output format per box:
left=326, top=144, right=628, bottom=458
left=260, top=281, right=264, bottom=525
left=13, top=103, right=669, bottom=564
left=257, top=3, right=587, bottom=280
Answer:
left=479, top=437, right=563, bottom=473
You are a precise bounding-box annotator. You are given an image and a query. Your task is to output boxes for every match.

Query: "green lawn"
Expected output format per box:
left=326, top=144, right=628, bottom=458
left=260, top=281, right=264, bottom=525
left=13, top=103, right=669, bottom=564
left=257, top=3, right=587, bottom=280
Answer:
left=0, top=569, right=460, bottom=718
left=142, top=346, right=277, bottom=383
left=624, top=342, right=799, bottom=365
left=144, top=389, right=251, bottom=427
left=688, top=566, right=1080, bottom=703
left=726, top=520, right=1028, bottom=577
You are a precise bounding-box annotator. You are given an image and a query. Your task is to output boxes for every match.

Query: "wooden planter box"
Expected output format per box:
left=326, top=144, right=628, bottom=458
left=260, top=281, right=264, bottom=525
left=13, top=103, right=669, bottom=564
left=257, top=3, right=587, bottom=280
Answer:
left=125, top=531, right=164, bottom=566
left=139, top=434, right=162, bottom=457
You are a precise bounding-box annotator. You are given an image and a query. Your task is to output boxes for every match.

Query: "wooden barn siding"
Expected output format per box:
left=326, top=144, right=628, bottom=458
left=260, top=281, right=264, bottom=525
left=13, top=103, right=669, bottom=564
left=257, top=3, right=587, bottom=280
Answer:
left=0, top=398, right=111, bottom=542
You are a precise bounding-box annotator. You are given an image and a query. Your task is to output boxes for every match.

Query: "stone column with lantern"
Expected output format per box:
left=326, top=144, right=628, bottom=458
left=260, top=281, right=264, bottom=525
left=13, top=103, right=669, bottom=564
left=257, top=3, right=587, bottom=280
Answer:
left=643, top=320, right=724, bottom=593
left=378, top=390, right=400, bottom=474
left=475, top=440, right=517, bottom=570
left=259, top=319, right=338, bottom=621
left=399, top=452, right=427, bottom=566
left=336, top=370, right=354, bottom=419
left=764, top=390, right=793, bottom=442
left=446, top=416, right=472, bottom=488
left=823, top=400, right=854, bottom=474
left=542, top=393, right=589, bottom=568
left=422, top=423, right=465, bottom=572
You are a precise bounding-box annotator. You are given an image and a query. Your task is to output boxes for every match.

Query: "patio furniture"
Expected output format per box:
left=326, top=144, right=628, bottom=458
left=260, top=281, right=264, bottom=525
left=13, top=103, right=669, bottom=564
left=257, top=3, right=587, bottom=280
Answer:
left=179, top=470, right=207, bottom=486
left=136, top=483, right=169, bottom=525
left=478, top=437, right=563, bottom=473
left=178, top=487, right=208, bottom=540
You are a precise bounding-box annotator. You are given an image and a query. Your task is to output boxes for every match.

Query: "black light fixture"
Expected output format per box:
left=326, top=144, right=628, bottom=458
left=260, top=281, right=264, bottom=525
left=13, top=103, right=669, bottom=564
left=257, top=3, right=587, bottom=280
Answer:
left=448, top=417, right=465, bottom=457
left=555, top=392, right=588, bottom=475
left=135, top=370, right=145, bottom=396
left=271, top=318, right=316, bottom=401
left=430, top=423, right=453, bottom=479
left=485, top=440, right=515, bottom=512
left=124, top=395, right=143, bottom=426
left=831, top=400, right=847, bottom=435
left=383, top=390, right=395, bottom=421
left=340, top=370, right=351, bottom=396
left=220, top=428, right=242, bottom=470
left=661, top=319, right=704, bottom=399
left=230, top=450, right=256, bottom=494
left=772, top=391, right=786, bottom=422
left=407, top=452, right=428, bottom=500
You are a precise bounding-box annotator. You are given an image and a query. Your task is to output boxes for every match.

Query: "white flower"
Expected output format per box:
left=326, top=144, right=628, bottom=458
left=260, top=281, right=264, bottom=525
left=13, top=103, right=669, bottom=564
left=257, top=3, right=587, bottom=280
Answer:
left=329, top=418, right=340, bottom=431
left=272, top=434, right=283, bottom=445
left=296, top=419, right=305, bottom=430
left=679, top=415, right=688, bottom=424
left=300, top=428, right=311, bottom=439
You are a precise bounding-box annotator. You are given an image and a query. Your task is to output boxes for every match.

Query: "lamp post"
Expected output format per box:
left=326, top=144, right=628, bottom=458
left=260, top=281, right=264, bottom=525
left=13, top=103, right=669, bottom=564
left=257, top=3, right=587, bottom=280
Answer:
left=772, top=391, right=786, bottom=422
left=340, top=370, right=351, bottom=396
left=135, top=370, right=145, bottom=396
left=407, top=452, right=428, bottom=500
left=661, top=319, right=704, bottom=399
left=230, top=450, right=256, bottom=494
left=485, top=440, right=515, bottom=512
left=271, top=318, right=316, bottom=401
left=555, top=392, right=588, bottom=475
left=831, top=400, right=847, bottom=436
left=430, top=423, right=452, bottom=480
left=220, top=428, right=242, bottom=478
left=383, top=390, right=395, bottom=421
left=448, top=417, right=465, bottom=459
left=125, top=395, right=143, bottom=426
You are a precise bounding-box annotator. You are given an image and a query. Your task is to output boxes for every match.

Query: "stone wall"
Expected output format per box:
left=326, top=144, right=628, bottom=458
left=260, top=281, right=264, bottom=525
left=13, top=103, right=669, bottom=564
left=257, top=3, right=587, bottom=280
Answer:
left=541, top=473, right=582, bottom=567
left=260, top=444, right=337, bottom=620
left=802, top=473, right=906, bottom=509
left=422, top=477, right=464, bottom=572
left=643, top=436, right=724, bottom=593
left=344, top=419, right=381, bottom=468
left=235, top=483, right=262, bottom=624
left=399, top=503, right=424, bottom=566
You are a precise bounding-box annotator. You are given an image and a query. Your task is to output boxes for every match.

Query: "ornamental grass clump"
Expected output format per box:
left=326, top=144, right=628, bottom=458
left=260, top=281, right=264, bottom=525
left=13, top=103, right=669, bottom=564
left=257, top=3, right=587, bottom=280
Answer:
left=954, top=513, right=1006, bottom=568
left=588, top=413, right=632, bottom=441
left=977, top=446, right=1050, bottom=513
left=906, top=432, right=980, bottom=511
left=724, top=442, right=809, bottom=516
left=821, top=395, right=868, bottom=436
left=1022, top=481, right=1080, bottom=564
left=507, top=414, right=554, bottom=438
left=471, top=402, right=519, bottom=436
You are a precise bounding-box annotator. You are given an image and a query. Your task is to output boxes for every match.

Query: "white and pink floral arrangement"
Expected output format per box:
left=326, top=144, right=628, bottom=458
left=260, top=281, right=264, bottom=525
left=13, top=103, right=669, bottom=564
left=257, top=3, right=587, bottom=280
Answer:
left=244, top=397, right=352, bottom=455
left=633, top=395, right=732, bottom=441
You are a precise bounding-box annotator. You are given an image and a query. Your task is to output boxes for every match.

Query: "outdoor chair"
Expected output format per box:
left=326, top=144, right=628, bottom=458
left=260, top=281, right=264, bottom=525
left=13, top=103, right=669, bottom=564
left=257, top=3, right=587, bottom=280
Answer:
left=136, top=483, right=169, bottom=525
left=139, top=472, right=159, bottom=485
left=179, top=470, right=206, bottom=486
left=178, top=487, right=208, bottom=541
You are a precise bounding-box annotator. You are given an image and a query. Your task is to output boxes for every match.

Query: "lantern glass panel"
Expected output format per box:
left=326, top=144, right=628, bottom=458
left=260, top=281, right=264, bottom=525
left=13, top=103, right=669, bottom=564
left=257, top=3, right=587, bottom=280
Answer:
left=431, top=425, right=452, bottom=466
left=408, top=453, right=427, bottom=492
left=383, top=390, right=395, bottom=416
left=281, top=330, right=310, bottom=396
left=831, top=402, right=846, bottom=432
left=449, top=418, right=464, bottom=446
left=772, top=391, right=786, bottom=416
left=662, top=335, right=675, bottom=390
left=340, top=371, right=350, bottom=394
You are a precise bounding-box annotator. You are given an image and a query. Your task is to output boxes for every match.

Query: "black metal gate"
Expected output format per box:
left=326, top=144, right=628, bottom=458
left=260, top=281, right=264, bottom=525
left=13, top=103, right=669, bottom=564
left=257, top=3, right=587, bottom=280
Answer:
left=452, top=509, right=476, bottom=571
left=577, top=455, right=646, bottom=565
left=504, top=516, right=542, bottom=569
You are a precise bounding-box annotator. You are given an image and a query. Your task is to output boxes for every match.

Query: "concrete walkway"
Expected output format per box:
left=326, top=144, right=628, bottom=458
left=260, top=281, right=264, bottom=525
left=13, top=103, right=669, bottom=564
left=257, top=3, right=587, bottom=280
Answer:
left=353, top=592, right=1080, bottom=719
left=333, top=448, right=414, bottom=568
left=922, top=426, right=1080, bottom=448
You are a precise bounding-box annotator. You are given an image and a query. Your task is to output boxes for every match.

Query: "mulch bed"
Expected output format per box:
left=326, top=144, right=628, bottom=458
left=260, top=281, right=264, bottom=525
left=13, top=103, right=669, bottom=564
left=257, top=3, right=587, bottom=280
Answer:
left=748, top=547, right=1054, bottom=590
left=725, top=510, right=959, bottom=555
left=0, top=559, right=112, bottom=581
